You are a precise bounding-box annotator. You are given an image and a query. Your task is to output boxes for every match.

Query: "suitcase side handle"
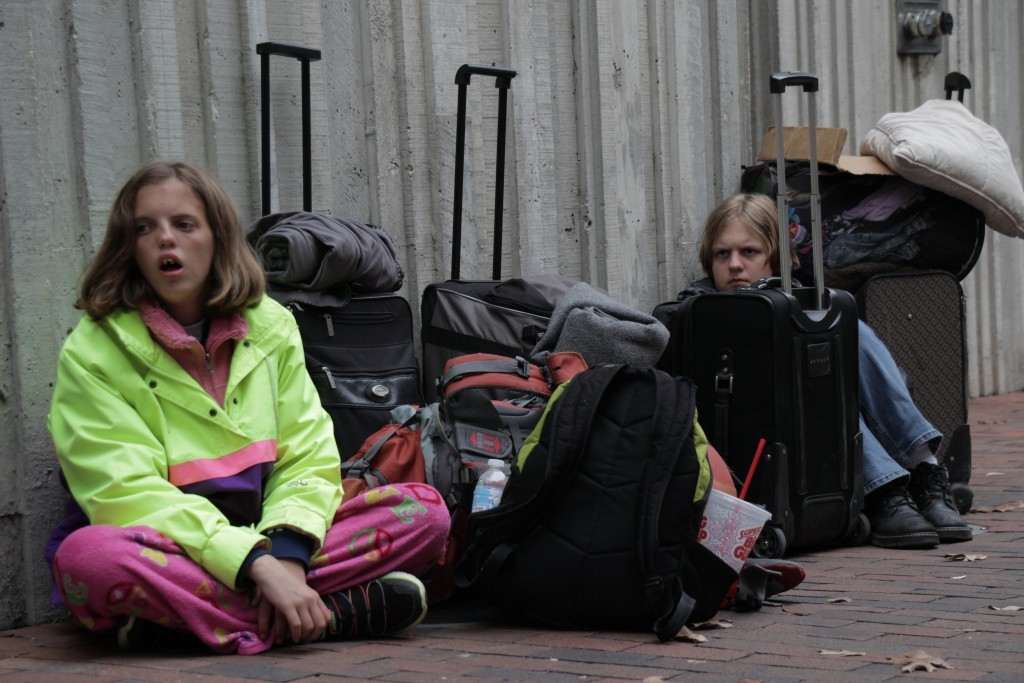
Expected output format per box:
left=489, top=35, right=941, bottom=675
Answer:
left=452, top=64, right=518, bottom=281
left=256, top=42, right=323, bottom=216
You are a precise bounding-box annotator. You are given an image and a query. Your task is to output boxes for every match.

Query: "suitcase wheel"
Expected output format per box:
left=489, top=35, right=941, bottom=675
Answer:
left=751, top=525, right=787, bottom=559
left=847, top=512, right=871, bottom=546
left=951, top=482, right=974, bottom=515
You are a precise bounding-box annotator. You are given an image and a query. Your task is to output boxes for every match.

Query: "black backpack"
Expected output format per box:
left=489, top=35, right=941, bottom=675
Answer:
left=458, top=364, right=736, bottom=641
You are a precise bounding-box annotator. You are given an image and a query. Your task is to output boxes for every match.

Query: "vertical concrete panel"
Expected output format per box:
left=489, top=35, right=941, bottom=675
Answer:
left=418, top=0, right=477, bottom=283
left=540, top=2, right=586, bottom=282
left=258, top=0, right=328, bottom=214
left=590, top=0, right=655, bottom=306
left=0, top=0, right=94, bottom=627
left=389, top=1, right=438, bottom=292
left=363, top=0, right=416, bottom=301
left=132, top=0, right=188, bottom=159
left=319, top=1, right=373, bottom=220
left=571, top=0, right=607, bottom=287
left=198, top=0, right=259, bottom=214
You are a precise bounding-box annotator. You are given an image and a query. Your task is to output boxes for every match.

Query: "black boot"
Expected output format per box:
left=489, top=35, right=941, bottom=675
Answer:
left=908, top=462, right=973, bottom=543
left=865, top=479, right=939, bottom=549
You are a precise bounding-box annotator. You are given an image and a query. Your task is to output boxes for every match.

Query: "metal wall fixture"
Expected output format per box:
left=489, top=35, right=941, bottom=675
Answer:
left=897, top=0, right=954, bottom=55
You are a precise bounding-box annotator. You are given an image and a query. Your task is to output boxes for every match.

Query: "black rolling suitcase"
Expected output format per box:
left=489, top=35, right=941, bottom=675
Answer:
left=675, top=72, right=865, bottom=558
left=419, top=65, right=576, bottom=401
left=250, top=42, right=422, bottom=459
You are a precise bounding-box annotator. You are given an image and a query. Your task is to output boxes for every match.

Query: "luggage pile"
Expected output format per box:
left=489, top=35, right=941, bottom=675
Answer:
left=246, top=48, right=754, bottom=639
left=248, top=43, right=985, bottom=638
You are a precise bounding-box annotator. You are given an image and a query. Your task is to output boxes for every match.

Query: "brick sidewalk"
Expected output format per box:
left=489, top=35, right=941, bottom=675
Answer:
left=2, top=393, right=1022, bottom=682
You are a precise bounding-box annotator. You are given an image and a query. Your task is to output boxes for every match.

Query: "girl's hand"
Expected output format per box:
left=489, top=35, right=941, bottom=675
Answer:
left=248, top=555, right=332, bottom=644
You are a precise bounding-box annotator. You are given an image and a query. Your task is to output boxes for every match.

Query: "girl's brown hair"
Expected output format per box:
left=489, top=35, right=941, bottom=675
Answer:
left=697, top=193, right=800, bottom=278
left=77, top=162, right=265, bottom=320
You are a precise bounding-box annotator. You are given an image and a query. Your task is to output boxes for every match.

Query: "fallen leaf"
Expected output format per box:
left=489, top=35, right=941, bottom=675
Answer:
left=972, top=500, right=1024, bottom=513
left=782, top=606, right=808, bottom=616
left=944, top=553, right=987, bottom=561
left=989, top=605, right=1023, bottom=611
left=888, top=650, right=951, bottom=673
left=826, top=597, right=852, bottom=603
left=643, top=677, right=667, bottom=683
left=674, top=625, right=708, bottom=643
left=984, top=471, right=1005, bottom=476
left=950, top=575, right=967, bottom=580
left=691, top=619, right=733, bottom=630
left=820, top=649, right=865, bottom=657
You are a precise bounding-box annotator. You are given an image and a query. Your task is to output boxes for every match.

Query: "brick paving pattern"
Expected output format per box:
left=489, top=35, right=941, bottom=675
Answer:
left=2, top=392, right=1022, bottom=682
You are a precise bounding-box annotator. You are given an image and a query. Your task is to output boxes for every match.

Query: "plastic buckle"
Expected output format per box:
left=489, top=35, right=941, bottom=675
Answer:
left=715, top=374, right=734, bottom=394
left=515, top=356, right=532, bottom=378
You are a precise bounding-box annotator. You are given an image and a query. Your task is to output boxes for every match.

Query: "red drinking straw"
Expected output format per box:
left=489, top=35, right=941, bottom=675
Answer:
left=738, top=438, right=767, bottom=501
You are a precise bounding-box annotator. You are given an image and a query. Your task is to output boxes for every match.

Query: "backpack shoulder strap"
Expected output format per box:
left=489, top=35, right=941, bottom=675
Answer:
left=632, top=369, right=701, bottom=641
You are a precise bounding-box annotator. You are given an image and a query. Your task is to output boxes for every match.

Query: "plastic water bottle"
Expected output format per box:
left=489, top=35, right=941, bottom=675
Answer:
left=471, top=459, right=510, bottom=513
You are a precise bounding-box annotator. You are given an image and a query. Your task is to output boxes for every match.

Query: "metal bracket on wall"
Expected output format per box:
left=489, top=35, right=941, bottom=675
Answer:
left=897, top=0, right=954, bottom=55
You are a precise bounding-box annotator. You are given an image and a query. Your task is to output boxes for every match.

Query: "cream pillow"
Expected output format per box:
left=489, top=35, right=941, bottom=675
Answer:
left=860, top=99, right=1024, bottom=238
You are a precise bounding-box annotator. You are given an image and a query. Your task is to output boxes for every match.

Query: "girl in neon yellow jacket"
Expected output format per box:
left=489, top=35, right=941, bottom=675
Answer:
left=46, top=162, right=449, bottom=654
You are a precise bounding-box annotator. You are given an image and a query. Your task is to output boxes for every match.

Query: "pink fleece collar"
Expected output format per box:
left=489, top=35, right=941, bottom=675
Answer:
left=140, top=302, right=248, bottom=349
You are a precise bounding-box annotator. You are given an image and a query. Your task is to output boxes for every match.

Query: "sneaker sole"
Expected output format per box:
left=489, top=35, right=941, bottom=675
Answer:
left=379, top=571, right=428, bottom=633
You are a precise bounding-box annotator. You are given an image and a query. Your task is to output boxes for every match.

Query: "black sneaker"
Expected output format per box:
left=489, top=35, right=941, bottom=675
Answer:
left=322, top=571, right=427, bottom=640
left=865, top=480, right=939, bottom=549
left=908, top=462, right=973, bottom=543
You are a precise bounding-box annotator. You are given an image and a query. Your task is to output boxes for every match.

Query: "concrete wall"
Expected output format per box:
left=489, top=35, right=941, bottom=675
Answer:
left=1, top=0, right=1021, bottom=629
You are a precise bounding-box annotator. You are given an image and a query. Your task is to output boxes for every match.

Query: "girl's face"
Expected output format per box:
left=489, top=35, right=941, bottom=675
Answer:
left=710, top=219, right=773, bottom=291
left=132, top=178, right=215, bottom=325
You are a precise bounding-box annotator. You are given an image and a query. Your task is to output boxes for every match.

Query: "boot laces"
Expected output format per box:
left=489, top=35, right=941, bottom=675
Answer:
left=920, top=465, right=954, bottom=503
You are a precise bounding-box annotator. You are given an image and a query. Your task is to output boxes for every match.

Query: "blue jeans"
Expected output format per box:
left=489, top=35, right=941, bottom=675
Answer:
left=859, top=321, right=942, bottom=495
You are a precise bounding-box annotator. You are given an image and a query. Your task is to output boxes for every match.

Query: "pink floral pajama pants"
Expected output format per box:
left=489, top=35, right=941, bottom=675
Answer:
left=52, top=483, right=450, bottom=655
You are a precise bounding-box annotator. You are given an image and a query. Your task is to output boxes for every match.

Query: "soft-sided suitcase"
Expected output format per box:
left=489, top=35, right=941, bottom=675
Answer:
left=419, top=65, right=576, bottom=401
left=254, top=42, right=421, bottom=459
left=675, top=72, right=865, bottom=558
left=856, top=270, right=973, bottom=511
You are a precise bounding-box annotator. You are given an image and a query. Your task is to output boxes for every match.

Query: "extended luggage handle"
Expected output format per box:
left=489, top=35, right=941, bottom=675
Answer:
left=256, top=42, right=322, bottom=216
left=452, top=64, right=518, bottom=281
left=769, top=70, right=823, bottom=309
left=944, top=72, right=971, bottom=102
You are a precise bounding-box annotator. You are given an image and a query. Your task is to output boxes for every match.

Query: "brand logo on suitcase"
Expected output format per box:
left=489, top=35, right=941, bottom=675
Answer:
left=807, top=342, right=832, bottom=377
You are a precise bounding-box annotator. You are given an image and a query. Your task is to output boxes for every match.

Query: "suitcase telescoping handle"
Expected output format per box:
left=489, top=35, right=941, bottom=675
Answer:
left=256, top=42, right=322, bottom=216
left=944, top=72, right=971, bottom=102
left=452, top=64, right=517, bottom=281
left=769, top=71, right=823, bottom=309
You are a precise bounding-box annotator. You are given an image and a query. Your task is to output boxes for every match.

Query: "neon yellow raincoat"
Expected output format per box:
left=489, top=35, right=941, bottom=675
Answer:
left=48, top=296, right=342, bottom=589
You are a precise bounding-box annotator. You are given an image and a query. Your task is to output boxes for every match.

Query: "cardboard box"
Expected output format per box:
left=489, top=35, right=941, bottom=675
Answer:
left=756, top=126, right=894, bottom=176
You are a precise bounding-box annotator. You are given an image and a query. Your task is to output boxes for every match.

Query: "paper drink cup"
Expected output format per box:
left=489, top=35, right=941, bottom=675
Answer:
left=697, top=488, right=773, bottom=572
